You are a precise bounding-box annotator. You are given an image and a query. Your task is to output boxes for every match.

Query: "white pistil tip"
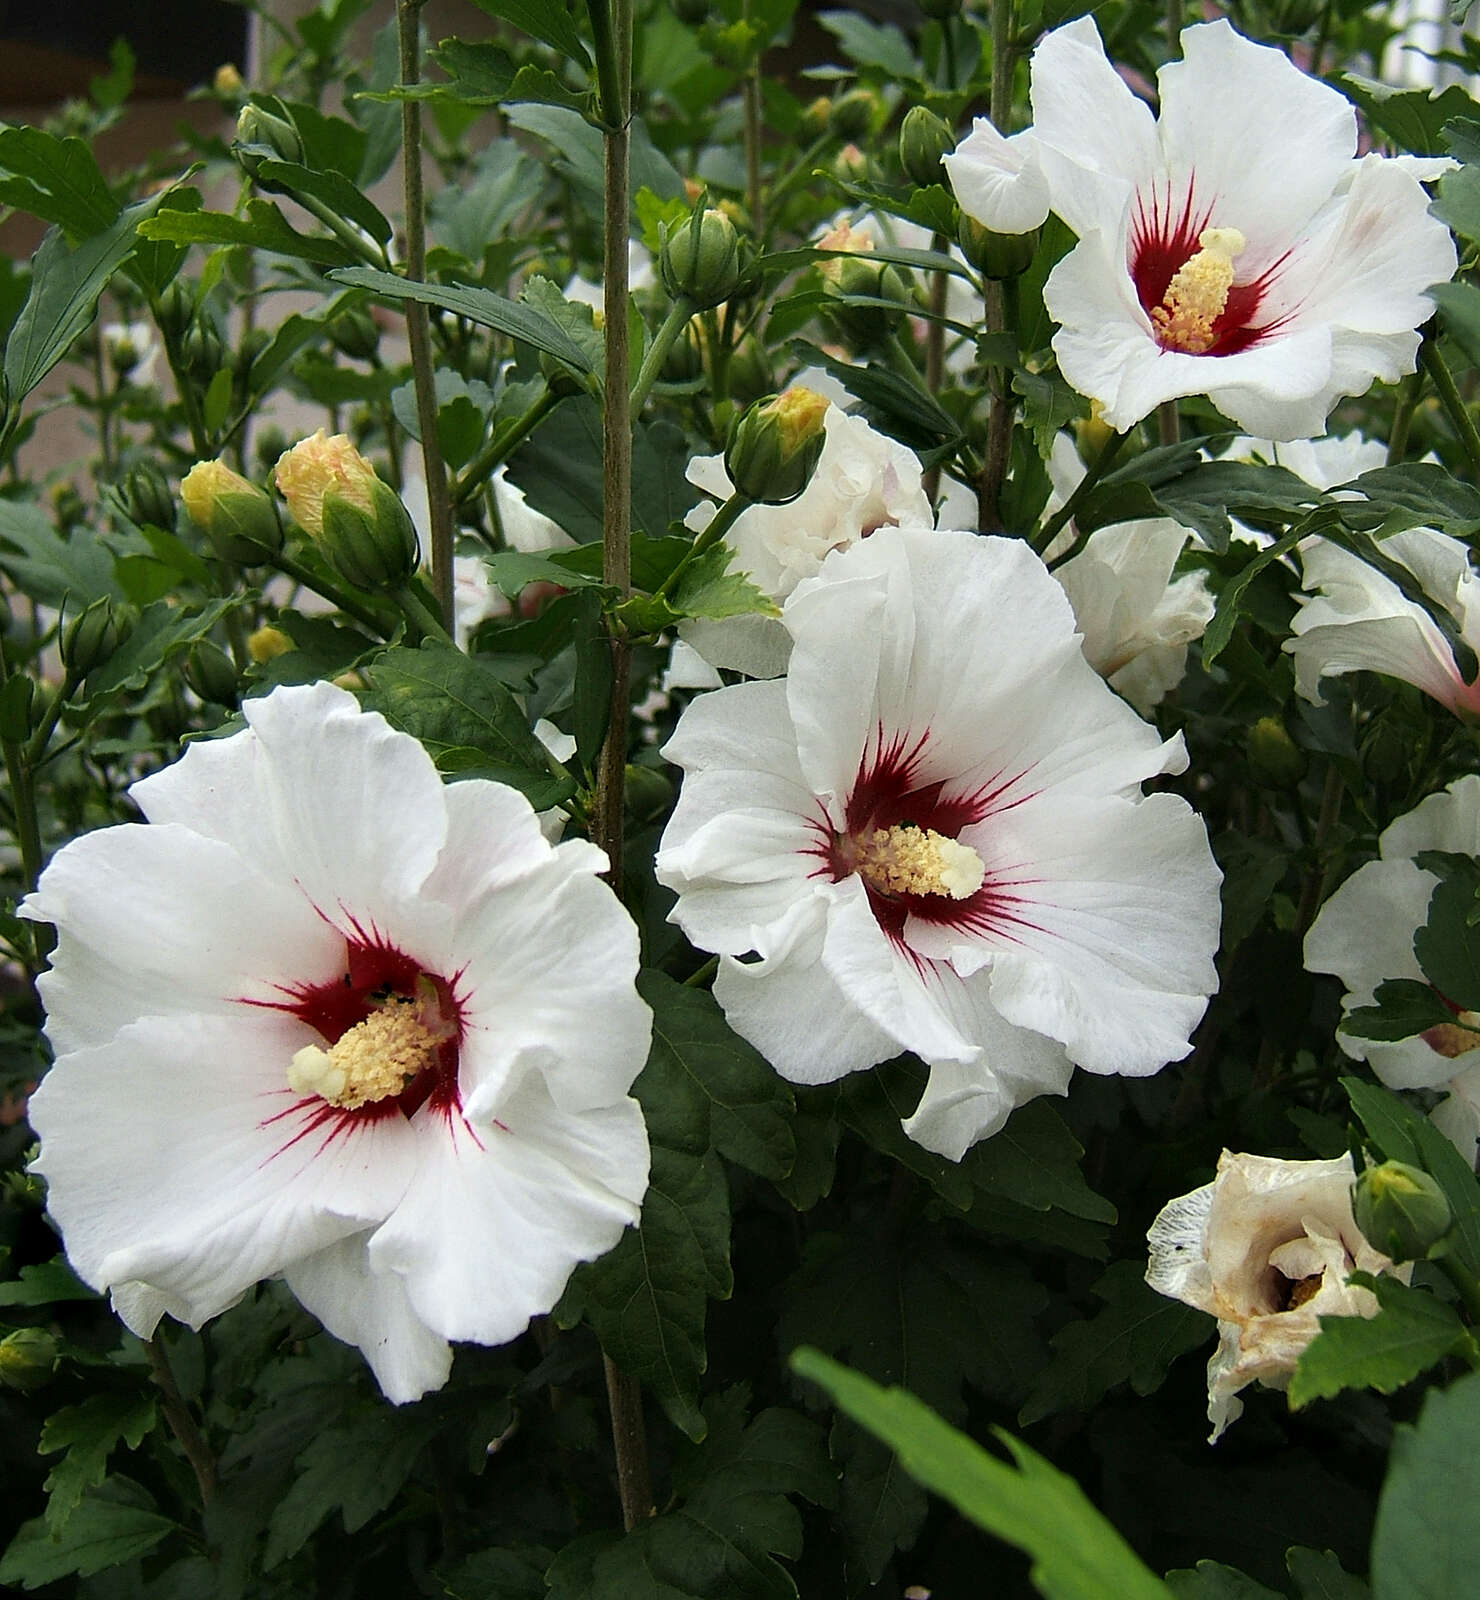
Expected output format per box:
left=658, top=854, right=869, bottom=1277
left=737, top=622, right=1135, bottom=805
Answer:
left=856, top=824, right=986, bottom=900
left=289, top=1044, right=347, bottom=1102
left=1198, top=227, right=1245, bottom=259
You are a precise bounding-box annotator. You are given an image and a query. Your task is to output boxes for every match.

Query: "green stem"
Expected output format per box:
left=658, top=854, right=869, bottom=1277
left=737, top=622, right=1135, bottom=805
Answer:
left=765, top=134, right=831, bottom=227
left=654, top=491, right=754, bottom=602
left=394, top=583, right=455, bottom=644
left=1388, top=369, right=1424, bottom=464
left=1157, top=397, right=1181, bottom=448
left=146, top=1336, right=217, bottom=1509
left=296, top=192, right=388, bottom=270
left=1310, top=0, right=1335, bottom=77
left=22, top=672, right=79, bottom=770
left=398, top=0, right=456, bottom=634
left=977, top=0, right=1016, bottom=531
left=272, top=550, right=396, bottom=635
left=630, top=297, right=697, bottom=415
left=1422, top=340, right=1480, bottom=480
left=743, top=69, right=764, bottom=233
left=1032, top=428, right=1130, bottom=555
left=452, top=388, right=562, bottom=508
left=924, top=237, right=948, bottom=504
left=0, top=645, right=49, bottom=969
left=1439, top=1254, right=1480, bottom=1326
left=1166, top=0, right=1183, bottom=54
left=684, top=955, right=720, bottom=988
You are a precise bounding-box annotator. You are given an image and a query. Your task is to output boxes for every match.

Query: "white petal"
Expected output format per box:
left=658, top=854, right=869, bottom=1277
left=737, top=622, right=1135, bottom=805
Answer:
left=369, top=1077, right=649, bottom=1346
left=28, top=1012, right=419, bottom=1326
left=944, top=120, right=1051, bottom=234
left=285, top=1233, right=452, bottom=1404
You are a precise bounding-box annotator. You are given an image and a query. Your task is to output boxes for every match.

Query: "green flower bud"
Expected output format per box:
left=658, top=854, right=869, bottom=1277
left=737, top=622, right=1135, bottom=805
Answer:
left=182, top=459, right=284, bottom=565
left=1245, top=716, right=1307, bottom=789
left=319, top=476, right=420, bottom=591
left=663, top=318, right=705, bottom=384
left=957, top=212, right=1038, bottom=280
left=829, top=87, right=880, bottom=141
left=724, top=386, right=829, bottom=505
left=155, top=280, right=195, bottom=343
left=1353, top=1160, right=1452, bottom=1263
left=122, top=459, right=175, bottom=531
left=660, top=207, right=745, bottom=310
left=183, top=640, right=239, bottom=707
left=900, top=106, right=955, bottom=189
left=61, top=597, right=124, bottom=681
left=328, top=306, right=381, bottom=363
left=234, top=100, right=303, bottom=181
left=0, top=1327, right=59, bottom=1393
left=181, top=321, right=223, bottom=383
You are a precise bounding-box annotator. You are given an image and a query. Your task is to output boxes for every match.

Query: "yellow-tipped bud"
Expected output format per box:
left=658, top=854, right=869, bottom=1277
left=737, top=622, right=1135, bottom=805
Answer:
left=274, top=430, right=377, bottom=539
left=182, top=459, right=283, bottom=564
left=248, top=625, right=293, bottom=664
left=724, top=386, right=829, bottom=505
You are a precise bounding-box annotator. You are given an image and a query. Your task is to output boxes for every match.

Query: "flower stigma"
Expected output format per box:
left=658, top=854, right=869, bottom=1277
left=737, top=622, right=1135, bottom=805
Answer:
left=288, top=981, right=453, bottom=1110
left=851, top=823, right=985, bottom=900
left=1151, top=227, right=1246, bottom=354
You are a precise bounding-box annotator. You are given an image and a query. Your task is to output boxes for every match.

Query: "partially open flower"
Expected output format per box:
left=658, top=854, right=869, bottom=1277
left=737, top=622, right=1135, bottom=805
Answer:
left=988, top=17, right=1456, bottom=437
left=1305, top=776, right=1480, bottom=1162
left=274, top=430, right=377, bottom=539
left=24, top=682, right=651, bottom=1403
left=657, top=527, right=1220, bottom=1159
left=1147, top=1150, right=1408, bottom=1440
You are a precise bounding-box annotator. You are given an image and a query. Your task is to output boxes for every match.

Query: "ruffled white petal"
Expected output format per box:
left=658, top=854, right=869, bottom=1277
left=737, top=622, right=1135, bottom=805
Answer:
left=944, top=120, right=1051, bottom=234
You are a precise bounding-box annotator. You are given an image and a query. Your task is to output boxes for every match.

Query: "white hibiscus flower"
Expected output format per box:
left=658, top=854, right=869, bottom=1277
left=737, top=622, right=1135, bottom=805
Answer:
left=971, top=17, right=1456, bottom=437
left=680, top=404, right=932, bottom=678
left=23, top=682, right=651, bottom=1403
left=655, top=527, right=1221, bottom=1160
left=1305, top=775, right=1480, bottom=1162
left=1148, top=1150, right=1407, bottom=1441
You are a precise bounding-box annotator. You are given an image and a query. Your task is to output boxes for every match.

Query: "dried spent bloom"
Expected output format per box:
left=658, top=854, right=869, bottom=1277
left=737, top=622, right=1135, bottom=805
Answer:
left=1288, top=527, right=1480, bottom=721
left=1147, top=1150, right=1408, bottom=1440
left=1305, top=776, right=1480, bottom=1164
left=657, top=527, right=1221, bottom=1159
left=274, top=429, right=377, bottom=538
left=24, top=682, right=651, bottom=1403
left=966, top=18, right=1456, bottom=437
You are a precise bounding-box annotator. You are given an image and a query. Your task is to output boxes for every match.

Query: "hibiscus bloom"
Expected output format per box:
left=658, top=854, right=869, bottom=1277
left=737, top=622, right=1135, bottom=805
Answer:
left=24, top=681, right=651, bottom=1403
left=655, top=528, right=1221, bottom=1159
left=1147, top=1151, right=1406, bottom=1440
left=949, top=17, right=1456, bottom=438
left=681, top=403, right=932, bottom=678
left=1288, top=526, right=1480, bottom=720
left=1305, top=776, right=1480, bottom=1162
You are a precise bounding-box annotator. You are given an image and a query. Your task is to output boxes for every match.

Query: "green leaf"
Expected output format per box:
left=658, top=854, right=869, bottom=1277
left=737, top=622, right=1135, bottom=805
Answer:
left=1340, top=463, right=1480, bottom=536
left=329, top=265, right=595, bottom=375
left=503, top=104, right=684, bottom=210
left=0, top=1256, right=99, bottom=1306
left=1166, top=1563, right=1285, bottom=1599
left=80, top=598, right=239, bottom=704
left=1202, top=525, right=1308, bottom=668
left=780, top=1226, right=1046, bottom=1581
left=1343, top=978, right=1469, bottom=1044
left=486, top=549, right=603, bottom=598
left=263, top=1404, right=441, bottom=1567
left=1019, top=1260, right=1210, bottom=1426
left=0, top=500, right=122, bottom=607
left=816, top=8, right=918, bottom=78
left=252, top=158, right=393, bottom=245
left=792, top=1350, right=1175, bottom=1600
left=1286, top=1548, right=1369, bottom=1600
left=1342, top=1077, right=1480, bottom=1281
left=0, top=1482, right=177, bottom=1589
left=1371, top=1369, right=1480, bottom=1600
left=961, top=1100, right=1117, bottom=1223
left=1288, top=1274, right=1468, bottom=1408
left=388, top=39, right=585, bottom=113
left=39, top=1392, right=157, bottom=1534
left=1414, top=858, right=1480, bottom=1011
left=4, top=191, right=167, bottom=405
left=466, top=0, right=592, bottom=67
left=1433, top=164, right=1480, bottom=247
left=1432, top=281, right=1480, bottom=373
left=661, top=541, right=779, bottom=626
left=519, top=274, right=606, bottom=379
left=0, top=123, right=117, bottom=235
left=137, top=198, right=355, bottom=268
left=557, top=1146, right=732, bottom=1440
left=360, top=641, right=574, bottom=811
left=1339, top=75, right=1480, bottom=157
left=787, top=343, right=964, bottom=455
left=637, top=970, right=795, bottom=1181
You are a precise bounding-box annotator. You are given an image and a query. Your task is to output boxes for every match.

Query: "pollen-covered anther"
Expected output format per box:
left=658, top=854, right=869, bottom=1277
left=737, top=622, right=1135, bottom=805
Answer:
left=854, top=824, right=986, bottom=900
left=1151, top=226, right=1246, bottom=354
left=288, top=997, right=443, bottom=1109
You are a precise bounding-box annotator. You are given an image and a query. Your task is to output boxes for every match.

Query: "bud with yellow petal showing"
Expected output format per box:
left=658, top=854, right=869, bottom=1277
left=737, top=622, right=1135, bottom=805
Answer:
left=724, top=386, right=829, bottom=505
left=829, top=87, right=879, bottom=140
left=277, top=432, right=418, bottom=590
left=248, top=625, right=294, bottom=664
left=0, top=1328, right=58, bottom=1393
left=274, top=430, right=377, bottom=539
left=1353, top=1161, right=1452, bottom=1264
left=182, top=458, right=283, bottom=564
left=214, top=63, right=244, bottom=97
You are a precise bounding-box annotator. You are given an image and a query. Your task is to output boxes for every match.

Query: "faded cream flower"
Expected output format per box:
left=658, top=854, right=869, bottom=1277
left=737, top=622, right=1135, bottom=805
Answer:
left=274, top=430, right=378, bottom=538
left=1147, top=1150, right=1407, bottom=1440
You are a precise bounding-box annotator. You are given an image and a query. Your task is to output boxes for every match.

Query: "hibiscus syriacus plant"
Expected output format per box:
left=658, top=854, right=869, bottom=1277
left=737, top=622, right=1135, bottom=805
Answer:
left=4, top=3, right=1480, bottom=1595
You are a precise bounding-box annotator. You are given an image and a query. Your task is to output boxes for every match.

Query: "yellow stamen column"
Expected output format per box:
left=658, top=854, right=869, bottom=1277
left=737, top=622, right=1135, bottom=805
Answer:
left=1152, top=227, right=1246, bottom=354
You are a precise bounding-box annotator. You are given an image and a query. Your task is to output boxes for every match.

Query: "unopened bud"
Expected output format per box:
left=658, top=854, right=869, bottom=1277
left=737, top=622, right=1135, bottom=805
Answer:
left=800, top=96, right=832, bottom=140
left=183, top=640, right=239, bottom=706
left=103, top=321, right=156, bottom=380
left=51, top=482, right=86, bottom=532
left=248, top=624, right=294, bottom=663
left=328, top=306, right=381, bottom=363
left=724, top=386, right=829, bottom=505
left=1353, top=1160, right=1452, bottom=1263
left=1075, top=409, right=1115, bottom=461
left=819, top=223, right=913, bottom=346
left=274, top=430, right=377, bottom=539
left=829, top=87, right=879, bottom=141
left=319, top=476, right=420, bottom=590
left=155, top=280, right=195, bottom=343
left=660, top=206, right=745, bottom=310
left=957, top=213, right=1038, bottom=280
left=833, top=143, right=869, bottom=184
left=122, top=459, right=175, bottom=530
left=664, top=318, right=705, bottom=384
left=213, top=63, right=245, bottom=97
left=61, top=597, right=123, bottom=680
left=180, top=320, right=223, bottom=382
left=900, top=107, right=955, bottom=189
left=234, top=100, right=303, bottom=178
left=182, top=459, right=283, bottom=565
left=0, top=1327, right=58, bottom=1393
left=1245, top=716, right=1307, bottom=789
